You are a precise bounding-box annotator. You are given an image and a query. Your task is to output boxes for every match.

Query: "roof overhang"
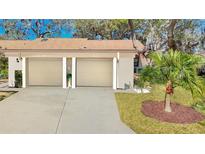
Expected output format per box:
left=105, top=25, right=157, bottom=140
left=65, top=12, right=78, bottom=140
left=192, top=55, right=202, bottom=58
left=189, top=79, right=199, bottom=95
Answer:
left=0, top=49, right=136, bottom=53
left=2, top=49, right=137, bottom=58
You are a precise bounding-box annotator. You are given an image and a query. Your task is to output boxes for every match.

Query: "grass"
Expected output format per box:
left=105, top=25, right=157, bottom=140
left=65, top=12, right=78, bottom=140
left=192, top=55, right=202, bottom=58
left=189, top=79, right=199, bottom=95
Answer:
left=0, top=91, right=15, bottom=101
left=115, top=84, right=205, bottom=134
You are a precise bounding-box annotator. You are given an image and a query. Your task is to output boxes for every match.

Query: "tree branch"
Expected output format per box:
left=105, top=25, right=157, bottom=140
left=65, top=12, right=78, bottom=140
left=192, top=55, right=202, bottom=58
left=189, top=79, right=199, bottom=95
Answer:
left=168, top=19, right=177, bottom=50
left=40, top=31, right=50, bottom=38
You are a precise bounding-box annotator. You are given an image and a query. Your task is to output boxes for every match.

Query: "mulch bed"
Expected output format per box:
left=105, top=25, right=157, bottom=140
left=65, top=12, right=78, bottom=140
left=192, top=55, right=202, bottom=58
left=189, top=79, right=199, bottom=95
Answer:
left=141, top=100, right=205, bottom=124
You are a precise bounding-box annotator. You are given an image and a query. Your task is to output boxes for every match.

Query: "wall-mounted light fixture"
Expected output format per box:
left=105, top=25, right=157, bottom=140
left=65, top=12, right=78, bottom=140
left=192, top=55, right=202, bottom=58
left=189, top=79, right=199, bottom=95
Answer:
left=16, top=52, right=22, bottom=63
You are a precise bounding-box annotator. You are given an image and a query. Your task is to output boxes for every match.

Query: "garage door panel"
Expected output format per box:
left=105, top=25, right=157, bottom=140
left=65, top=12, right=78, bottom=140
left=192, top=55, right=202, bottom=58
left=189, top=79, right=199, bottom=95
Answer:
left=77, top=58, right=112, bottom=87
left=28, top=58, right=62, bottom=86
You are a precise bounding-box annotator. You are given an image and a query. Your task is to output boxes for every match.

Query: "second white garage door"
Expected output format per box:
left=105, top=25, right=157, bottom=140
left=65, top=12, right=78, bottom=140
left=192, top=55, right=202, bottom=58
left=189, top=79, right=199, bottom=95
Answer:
left=77, top=58, right=112, bottom=87
left=27, top=58, right=62, bottom=86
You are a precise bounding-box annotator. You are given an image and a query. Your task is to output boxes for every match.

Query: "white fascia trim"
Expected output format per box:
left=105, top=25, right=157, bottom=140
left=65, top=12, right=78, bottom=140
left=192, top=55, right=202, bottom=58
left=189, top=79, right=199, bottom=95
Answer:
left=72, top=57, right=76, bottom=88
left=8, top=58, right=15, bottom=87
left=62, top=57, right=67, bottom=88
left=113, top=57, right=117, bottom=90
left=22, top=57, right=26, bottom=88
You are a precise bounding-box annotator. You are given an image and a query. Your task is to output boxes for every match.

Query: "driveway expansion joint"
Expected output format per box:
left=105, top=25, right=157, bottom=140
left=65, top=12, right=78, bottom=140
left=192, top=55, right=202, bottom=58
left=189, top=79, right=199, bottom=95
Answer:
left=55, top=88, right=70, bottom=134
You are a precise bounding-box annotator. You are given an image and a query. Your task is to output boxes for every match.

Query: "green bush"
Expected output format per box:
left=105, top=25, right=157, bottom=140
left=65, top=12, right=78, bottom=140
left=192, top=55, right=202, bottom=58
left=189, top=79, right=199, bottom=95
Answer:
left=139, top=66, right=164, bottom=85
left=0, top=69, right=8, bottom=79
left=15, top=70, right=22, bottom=88
left=0, top=53, right=8, bottom=79
left=67, top=73, right=72, bottom=80
left=134, top=77, right=150, bottom=89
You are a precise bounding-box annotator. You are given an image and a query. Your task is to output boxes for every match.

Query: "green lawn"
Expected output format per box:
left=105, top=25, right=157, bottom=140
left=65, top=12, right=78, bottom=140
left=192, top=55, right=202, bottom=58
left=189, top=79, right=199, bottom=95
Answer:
left=115, top=85, right=205, bottom=134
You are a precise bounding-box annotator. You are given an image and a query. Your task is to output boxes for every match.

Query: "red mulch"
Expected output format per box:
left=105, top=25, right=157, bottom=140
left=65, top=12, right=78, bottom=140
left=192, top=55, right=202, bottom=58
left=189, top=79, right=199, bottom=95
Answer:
left=141, top=100, right=205, bottom=124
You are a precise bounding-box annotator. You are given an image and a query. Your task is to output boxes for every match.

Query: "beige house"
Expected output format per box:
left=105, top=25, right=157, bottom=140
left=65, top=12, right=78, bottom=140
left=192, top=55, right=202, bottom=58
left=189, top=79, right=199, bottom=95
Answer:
left=0, top=38, right=144, bottom=89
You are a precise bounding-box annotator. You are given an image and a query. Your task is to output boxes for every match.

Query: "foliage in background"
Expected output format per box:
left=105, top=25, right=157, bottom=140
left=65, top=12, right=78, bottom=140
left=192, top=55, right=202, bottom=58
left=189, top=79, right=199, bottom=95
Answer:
left=73, top=19, right=130, bottom=40
left=129, top=19, right=202, bottom=52
left=0, top=19, right=204, bottom=52
left=74, top=19, right=205, bottom=53
left=0, top=19, right=73, bottom=40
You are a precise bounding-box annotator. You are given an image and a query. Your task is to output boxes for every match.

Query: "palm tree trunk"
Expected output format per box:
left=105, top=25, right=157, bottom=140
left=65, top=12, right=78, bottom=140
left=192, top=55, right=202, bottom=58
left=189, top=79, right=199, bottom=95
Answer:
left=164, top=80, right=173, bottom=112
left=164, top=93, right=172, bottom=112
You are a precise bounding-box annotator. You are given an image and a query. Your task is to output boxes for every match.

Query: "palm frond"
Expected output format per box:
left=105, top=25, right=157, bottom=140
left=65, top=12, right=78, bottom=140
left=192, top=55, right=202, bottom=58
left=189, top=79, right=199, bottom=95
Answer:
left=141, top=49, right=204, bottom=99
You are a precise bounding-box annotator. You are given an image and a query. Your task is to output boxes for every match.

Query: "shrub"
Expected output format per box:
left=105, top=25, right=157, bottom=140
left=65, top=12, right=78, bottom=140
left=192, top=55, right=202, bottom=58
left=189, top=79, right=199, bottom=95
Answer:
left=15, top=70, right=22, bottom=88
left=0, top=69, right=8, bottom=79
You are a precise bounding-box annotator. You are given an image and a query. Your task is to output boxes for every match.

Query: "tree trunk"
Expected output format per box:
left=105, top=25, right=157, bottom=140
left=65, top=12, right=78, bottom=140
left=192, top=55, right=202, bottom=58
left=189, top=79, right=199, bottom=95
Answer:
left=164, top=93, right=172, bottom=112
left=128, top=19, right=137, bottom=49
left=168, top=19, right=177, bottom=51
left=128, top=20, right=134, bottom=38
left=110, top=31, right=113, bottom=40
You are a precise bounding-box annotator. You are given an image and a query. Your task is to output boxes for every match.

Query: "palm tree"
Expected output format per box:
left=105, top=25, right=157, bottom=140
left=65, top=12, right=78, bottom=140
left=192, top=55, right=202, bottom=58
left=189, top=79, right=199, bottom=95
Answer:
left=141, top=50, right=204, bottom=112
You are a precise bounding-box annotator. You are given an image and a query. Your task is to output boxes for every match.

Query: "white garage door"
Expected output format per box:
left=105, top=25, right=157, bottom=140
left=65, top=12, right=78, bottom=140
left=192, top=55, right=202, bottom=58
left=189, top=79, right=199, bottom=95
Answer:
left=28, top=58, right=62, bottom=86
left=77, top=58, right=112, bottom=87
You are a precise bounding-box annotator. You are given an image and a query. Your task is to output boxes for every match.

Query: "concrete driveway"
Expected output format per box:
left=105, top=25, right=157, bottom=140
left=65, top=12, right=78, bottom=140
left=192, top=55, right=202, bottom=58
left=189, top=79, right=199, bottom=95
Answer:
left=0, top=87, right=68, bottom=133
left=57, top=87, right=133, bottom=133
left=0, top=87, right=133, bottom=134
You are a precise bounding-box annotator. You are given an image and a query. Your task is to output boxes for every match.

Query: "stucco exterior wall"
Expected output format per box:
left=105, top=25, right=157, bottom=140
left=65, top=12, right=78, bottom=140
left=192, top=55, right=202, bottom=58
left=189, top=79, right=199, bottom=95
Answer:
left=7, top=51, right=135, bottom=89
left=8, top=57, right=22, bottom=87
left=117, top=57, right=134, bottom=89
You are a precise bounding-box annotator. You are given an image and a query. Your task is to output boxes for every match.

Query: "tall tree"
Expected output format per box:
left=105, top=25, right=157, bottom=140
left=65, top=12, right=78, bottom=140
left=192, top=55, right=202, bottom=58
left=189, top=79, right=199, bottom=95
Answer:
left=167, top=19, right=177, bottom=50
left=128, top=19, right=149, bottom=68
left=129, top=19, right=201, bottom=52
left=0, top=19, right=73, bottom=40
left=173, top=19, right=200, bottom=52
left=200, top=27, right=205, bottom=50
left=73, top=19, right=131, bottom=40
left=128, top=19, right=147, bottom=49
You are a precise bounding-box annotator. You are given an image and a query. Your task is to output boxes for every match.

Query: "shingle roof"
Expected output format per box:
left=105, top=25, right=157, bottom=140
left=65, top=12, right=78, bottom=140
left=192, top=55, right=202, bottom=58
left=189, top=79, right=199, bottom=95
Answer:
left=0, top=38, right=144, bottom=52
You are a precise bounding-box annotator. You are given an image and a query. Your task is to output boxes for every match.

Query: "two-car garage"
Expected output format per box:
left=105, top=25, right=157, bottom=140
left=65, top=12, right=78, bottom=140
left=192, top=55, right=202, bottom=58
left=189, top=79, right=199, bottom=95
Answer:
left=26, top=57, right=113, bottom=87
left=5, top=39, right=138, bottom=89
